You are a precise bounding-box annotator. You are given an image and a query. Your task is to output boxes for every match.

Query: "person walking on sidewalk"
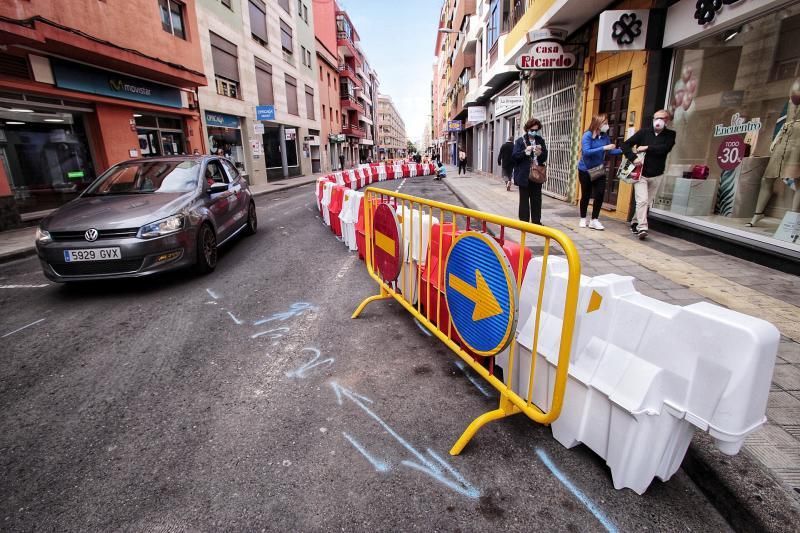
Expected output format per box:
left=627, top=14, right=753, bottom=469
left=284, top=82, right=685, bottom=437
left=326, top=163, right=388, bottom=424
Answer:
left=458, top=146, right=467, bottom=175
left=621, top=109, right=676, bottom=240
left=512, top=118, right=548, bottom=225
left=578, top=114, right=621, bottom=230
left=498, top=136, right=515, bottom=191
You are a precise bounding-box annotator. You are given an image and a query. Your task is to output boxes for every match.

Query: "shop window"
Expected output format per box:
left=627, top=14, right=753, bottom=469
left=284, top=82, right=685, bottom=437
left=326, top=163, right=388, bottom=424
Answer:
left=659, top=4, right=800, bottom=249
left=159, top=0, right=185, bottom=39
left=211, top=32, right=240, bottom=99
left=249, top=0, right=268, bottom=45
left=254, top=58, right=274, bottom=105
left=280, top=20, right=293, bottom=55
left=285, top=74, right=299, bottom=115
left=305, top=85, right=315, bottom=120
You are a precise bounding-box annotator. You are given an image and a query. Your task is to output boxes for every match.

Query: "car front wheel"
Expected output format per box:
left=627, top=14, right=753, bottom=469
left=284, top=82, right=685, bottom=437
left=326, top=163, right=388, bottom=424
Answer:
left=194, top=223, right=217, bottom=274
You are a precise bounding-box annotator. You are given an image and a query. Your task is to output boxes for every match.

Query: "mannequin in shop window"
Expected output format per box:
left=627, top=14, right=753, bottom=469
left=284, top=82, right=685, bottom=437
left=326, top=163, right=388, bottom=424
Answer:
left=747, top=78, right=800, bottom=227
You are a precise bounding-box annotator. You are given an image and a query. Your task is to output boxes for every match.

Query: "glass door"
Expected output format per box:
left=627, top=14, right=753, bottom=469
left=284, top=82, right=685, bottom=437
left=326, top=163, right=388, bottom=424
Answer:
left=599, top=74, right=631, bottom=207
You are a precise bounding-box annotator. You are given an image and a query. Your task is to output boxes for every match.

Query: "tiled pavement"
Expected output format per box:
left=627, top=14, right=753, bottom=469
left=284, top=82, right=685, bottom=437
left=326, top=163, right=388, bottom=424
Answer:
left=443, top=167, right=800, bottom=502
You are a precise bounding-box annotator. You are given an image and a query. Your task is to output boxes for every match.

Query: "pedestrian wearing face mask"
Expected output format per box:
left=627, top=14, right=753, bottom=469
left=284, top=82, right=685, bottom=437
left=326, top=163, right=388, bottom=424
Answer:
left=578, top=114, right=621, bottom=230
left=620, top=110, right=676, bottom=240
left=512, top=118, right=548, bottom=225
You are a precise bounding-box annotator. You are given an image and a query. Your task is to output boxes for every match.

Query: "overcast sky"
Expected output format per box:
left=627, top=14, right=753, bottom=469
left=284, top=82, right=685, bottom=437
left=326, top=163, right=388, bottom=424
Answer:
left=336, top=0, right=442, bottom=144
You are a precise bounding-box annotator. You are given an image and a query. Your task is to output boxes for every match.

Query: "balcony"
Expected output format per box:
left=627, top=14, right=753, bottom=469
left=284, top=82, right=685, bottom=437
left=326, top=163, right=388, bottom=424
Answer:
left=338, top=64, right=362, bottom=87
left=342, top=124, right=367, bottom=138
left=341, top=94, right=364, bottom=113
left=337, top=31, right=357, bottom=58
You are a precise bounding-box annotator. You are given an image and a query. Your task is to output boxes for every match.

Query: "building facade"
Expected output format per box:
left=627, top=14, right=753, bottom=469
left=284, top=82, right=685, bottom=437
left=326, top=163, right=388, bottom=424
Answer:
left=312, top=0, right=343, bottom=172
left=377, top=94, right=407, bottom=159
left=0, top=0, right=207, bottom=228
left=196, top=0, right=321, bottom=183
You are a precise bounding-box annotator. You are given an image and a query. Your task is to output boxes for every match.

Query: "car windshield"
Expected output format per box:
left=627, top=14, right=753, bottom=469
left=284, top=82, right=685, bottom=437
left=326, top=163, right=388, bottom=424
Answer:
left=84, top=160, right=200, bottom=195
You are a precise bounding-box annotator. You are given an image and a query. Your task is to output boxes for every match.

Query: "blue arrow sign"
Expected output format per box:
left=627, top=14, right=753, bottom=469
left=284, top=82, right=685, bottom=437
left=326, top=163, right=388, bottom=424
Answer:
left=444, top=232, right=517, bottom=356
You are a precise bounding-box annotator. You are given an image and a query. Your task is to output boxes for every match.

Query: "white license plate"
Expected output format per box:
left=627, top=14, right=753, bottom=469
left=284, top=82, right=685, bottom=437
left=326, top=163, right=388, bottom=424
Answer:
left=63, top=247, right=122, bottom=262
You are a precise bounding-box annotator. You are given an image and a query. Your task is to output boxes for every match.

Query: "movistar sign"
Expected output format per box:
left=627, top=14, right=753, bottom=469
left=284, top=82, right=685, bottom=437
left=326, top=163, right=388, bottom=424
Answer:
left=52, top=60, right=182, bottom=108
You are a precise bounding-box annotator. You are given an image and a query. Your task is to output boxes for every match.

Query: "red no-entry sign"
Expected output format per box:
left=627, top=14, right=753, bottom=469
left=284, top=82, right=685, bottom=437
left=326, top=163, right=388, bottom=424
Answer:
left=372, top=203, right=402, bottom=283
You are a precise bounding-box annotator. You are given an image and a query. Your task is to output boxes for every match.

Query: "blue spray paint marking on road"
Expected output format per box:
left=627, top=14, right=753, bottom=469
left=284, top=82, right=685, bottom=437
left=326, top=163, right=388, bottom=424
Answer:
left=343, top=432, right=390, bottom=472
left=330, top=381, right=480, bottom=499
left=535, top=448, right=618, bottom=533
left=226, top=311, right=244, bottom=325
left=251, top=327, right=290, bottom=340
left=206, top=288, right=220, bottom=300
left=254, top=303, right=317, bottom=325
left=454, top=360, right=492, bottom=398
left=413, top=318, right=433, bottom=337
left=286, top=348, right=334, bottom=378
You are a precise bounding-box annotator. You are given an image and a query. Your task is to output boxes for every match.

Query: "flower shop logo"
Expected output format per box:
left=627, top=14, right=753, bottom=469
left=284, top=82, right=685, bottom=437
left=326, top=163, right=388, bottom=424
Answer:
left=109, top=78, right=153, bottom=97
left=713, top=113, right=761, bottom=137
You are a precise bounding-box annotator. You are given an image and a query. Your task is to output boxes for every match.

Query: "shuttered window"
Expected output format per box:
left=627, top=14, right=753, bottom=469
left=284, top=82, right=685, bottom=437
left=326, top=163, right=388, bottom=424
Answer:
left=210, top=32, right=239, bottom=82
left=305, top=85, right=314, bottom=120
left=280, top=20, right=293, bottom=54
left=249, top=0, right=268, bottom=44
left=255, top=58, right=274, bottom=105
left=285, top=74, right=298, bottom=116
left=278, top=0, right=290, bottom=13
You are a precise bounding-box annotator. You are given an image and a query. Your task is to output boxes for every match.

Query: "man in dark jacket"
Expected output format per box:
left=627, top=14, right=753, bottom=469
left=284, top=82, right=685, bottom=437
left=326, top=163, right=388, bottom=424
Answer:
left=498, top=136, right=515, bottom=191
left=512, top=118, right=548, bottom=225
left=621, top=109, right=676, bottom=240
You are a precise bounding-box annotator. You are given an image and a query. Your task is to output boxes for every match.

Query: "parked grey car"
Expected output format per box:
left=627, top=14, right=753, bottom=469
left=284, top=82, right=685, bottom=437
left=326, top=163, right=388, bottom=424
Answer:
left=35, top=156, right=257, bottom=282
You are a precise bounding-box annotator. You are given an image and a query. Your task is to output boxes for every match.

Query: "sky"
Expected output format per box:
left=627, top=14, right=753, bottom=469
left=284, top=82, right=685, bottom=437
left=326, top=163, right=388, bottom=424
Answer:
left=336, top=0, right=442, bottom=146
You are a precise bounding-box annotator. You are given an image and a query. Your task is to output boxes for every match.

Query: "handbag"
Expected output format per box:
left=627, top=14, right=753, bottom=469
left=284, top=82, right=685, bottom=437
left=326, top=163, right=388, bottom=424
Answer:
left=617, top=157, right=643, bottom=184
left=587, top=164, right=606, bottom=181
left=525, top=136, right=547, bottom=184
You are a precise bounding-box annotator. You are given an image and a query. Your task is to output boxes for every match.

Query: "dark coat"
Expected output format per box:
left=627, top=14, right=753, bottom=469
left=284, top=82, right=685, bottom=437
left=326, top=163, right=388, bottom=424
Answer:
left=497, top=141, right=514, bottom=173
left=621, top=127, right=676, bottom=177
left=511, top=133, right=548, bottom=188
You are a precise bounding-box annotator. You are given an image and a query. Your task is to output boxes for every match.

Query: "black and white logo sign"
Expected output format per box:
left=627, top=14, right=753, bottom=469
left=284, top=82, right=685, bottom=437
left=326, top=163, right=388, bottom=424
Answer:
left=612, top=13, right=643, bottom=45
left=694, top=0, right=745, bottom=26
left=84, top=228, right=99, bottom=242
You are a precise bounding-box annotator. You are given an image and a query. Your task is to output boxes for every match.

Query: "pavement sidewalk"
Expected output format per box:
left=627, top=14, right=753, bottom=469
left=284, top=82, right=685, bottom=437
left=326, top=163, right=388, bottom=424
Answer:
left=443, top=167, right=800, bottom=530
left=0, top=172, right=322, bottom=264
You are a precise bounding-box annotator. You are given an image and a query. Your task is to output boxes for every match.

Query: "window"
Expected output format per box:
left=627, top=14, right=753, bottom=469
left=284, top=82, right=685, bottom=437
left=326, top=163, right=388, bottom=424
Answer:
left=305, top=85, right=315, bottom=120
left=204, top=160, right=230, bottom=185
left=285, top=74, right=298, bottom=115
left=303, top=4, right=309, bottom=23
left=487, top=0, right=500, bottom=49
left=322, top=105, right=326, bottom=119
left=249, top=0, right=268, bottom=45
left=280, top=20, right=293, bottom=54
left=301, top=45, right=307, bottom=66
left=211, top=32, right=240, bottom=99
left=278, top=0, right=290, bottom=13
left=306, top=49, right=312, bottom=69
left=319, top=66, right=323, bottom=80
left=254, top=58, right=274, bottom=105
left=159, top=0, right=185, bottom=39
left=327, top=72, right=331, bottom=87
left=220, top=159, right=240, bottom=182
left=221, top=0, right=232, bottom=9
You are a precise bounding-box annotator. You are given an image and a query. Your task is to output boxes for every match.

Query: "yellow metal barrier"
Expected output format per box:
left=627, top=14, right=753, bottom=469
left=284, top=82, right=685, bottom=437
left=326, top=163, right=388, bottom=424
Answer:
left=352, top=187, right=581, bottom=455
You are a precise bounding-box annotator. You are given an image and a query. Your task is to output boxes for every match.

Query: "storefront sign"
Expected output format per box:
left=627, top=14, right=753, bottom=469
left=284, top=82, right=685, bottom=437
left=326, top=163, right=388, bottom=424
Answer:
left=716, top=135, right=745, bottom=171
left=597, top=10, right=649, bottom=52
left=285, top=128, right=297, bottom=141
left=695, top=0, right=746, bottom=25
left=329, top=133, right=346, bottom=142
left=664, top=0, right=756, bottom=47
left=205, top=111, right=240, bottom=129
left=527, top=28, right=568, bottom=43
left=713, top=113, right=762, bottom=137
left=253, top=123, right=265, bottom=135
left=467, top=106, right=487, bottom=123
left=250, top=139, right=263, bottom=156
left=51, top=60, right=181, bottom=108
left=495, top=96, right=523, bottom=116
left=516, top=41, right=577, bottom=70
left=256, top=105, right=275, bottom=121
left=447, top=120, right=462, bottom=132
left=304, top=135, right=320, bottom=145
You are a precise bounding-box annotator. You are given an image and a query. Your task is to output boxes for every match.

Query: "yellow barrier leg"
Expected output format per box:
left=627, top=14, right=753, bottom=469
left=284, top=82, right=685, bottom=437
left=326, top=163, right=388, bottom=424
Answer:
left=351, top=287, right=392, bottom=319
left=450, top=394, right=520, bottom=456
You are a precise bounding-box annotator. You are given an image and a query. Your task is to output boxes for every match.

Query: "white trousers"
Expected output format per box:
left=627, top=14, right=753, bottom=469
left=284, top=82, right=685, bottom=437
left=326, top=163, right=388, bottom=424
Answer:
left=633, top=175, right=662, bottom=230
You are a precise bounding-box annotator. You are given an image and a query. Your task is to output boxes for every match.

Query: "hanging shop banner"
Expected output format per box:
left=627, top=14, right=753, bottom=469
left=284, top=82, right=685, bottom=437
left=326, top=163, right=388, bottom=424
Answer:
left=495, top=96, right=523, bottom=116
left=467, top=107, right=487, bottom=123
left=516, top=41, right=577, bottom=70
left=597, top=10, right=650, bottom=52
left=447, top=120, right=463, bottom=132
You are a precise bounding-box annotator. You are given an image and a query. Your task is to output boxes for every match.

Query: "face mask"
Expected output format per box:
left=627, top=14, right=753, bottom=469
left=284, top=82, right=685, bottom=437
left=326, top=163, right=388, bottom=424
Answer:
left=529, top=129, right=539, bottom=136
left=653, top=118, right=666, bottom=131
left=600, top=124, right=610, bottom=133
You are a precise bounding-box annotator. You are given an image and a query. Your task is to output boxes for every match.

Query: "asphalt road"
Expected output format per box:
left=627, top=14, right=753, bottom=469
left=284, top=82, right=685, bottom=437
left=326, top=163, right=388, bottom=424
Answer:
left=0, top=178, right=732, bottom=532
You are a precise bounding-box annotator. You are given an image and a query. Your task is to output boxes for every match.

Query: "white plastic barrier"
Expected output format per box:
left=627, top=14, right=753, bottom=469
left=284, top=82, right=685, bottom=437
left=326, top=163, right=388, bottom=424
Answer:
left=396, top=205, right=439, bottom=304
left=358, top=168, right=369, bottom=188
left=315, top=177, right=328, bottom=212
left=422, top=163, right=432, bottom=176
left=393, top=163, right=404, bottom=179
left=321, top=181, right=334, bottom=226
left=498, top=256, right=779, bottom=494
left=339, top=190, right=363, bottom=252
left=347, top=169, right=357, bottom=184
left=332, top=172, right=344, bottom=186
left=377, top=165, right=387, bottom=181
left=408, top=164, right=418, bottom=177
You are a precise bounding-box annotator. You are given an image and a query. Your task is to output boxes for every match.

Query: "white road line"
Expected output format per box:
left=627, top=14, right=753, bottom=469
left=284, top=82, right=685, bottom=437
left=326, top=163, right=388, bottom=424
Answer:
left=206, top=288, right=220, bottom=300
left=2, top=318, right=45, bottom=338
left=0, top=284, right=49, bottom=289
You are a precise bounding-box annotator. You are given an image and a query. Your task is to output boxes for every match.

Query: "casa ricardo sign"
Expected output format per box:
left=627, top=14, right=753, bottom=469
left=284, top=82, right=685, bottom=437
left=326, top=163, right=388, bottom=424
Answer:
left=516, top=41, right=577, bottom=70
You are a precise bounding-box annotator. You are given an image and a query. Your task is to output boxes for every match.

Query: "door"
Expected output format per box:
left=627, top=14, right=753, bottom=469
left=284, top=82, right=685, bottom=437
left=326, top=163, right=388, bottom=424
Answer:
left=221, top=158, right=247, bottom=230
left=598, top=74, right=631, bottom=207
left=203, top=159, right=236, bottom=239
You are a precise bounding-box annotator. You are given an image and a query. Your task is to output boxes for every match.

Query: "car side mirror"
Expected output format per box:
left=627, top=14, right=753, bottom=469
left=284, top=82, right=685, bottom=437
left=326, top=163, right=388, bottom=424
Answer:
left=207, top=183, right=228, bottom=195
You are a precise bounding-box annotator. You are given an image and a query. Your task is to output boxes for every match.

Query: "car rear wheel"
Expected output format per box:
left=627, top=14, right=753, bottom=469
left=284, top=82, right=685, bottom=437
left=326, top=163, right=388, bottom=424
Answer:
left=194, top=223, right=217, bottom=274
left=244, top=201, right=257, bottom=236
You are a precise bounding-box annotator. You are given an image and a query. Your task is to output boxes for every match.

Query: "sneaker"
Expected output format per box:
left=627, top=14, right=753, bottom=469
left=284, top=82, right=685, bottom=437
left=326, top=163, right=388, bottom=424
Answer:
left=579, top=218, right=587, bottom=228
left=637, top=228, right=648, bottom=240
left=630, top=222, right=639, bottom=234
left=589, top=219, right=605, bottom=230
left=506, top=181, right=511, bottom=191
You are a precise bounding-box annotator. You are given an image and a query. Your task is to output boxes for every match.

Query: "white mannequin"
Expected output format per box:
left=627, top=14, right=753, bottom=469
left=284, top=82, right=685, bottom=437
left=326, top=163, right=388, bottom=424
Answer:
left=748, top=78, right=800, bottom=227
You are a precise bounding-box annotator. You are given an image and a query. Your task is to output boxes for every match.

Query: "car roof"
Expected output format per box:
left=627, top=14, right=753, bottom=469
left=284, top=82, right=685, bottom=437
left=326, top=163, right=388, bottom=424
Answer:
left=117, top=155, right=220, bottom=164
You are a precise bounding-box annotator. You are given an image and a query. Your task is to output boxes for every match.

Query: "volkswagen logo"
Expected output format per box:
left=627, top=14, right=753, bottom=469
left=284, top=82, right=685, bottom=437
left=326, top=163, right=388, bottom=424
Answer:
left=84, top=228, right=99, bottom=242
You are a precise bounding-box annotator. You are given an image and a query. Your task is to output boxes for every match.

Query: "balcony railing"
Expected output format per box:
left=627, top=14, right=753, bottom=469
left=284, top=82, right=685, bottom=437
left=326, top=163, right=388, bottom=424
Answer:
left=342, top=124, right=366, bottom=138
left=340, top=94, right=364, bottom=112
left=338, top=64, right=362, bottom=86
left=507, top=0, right=529, bottom=32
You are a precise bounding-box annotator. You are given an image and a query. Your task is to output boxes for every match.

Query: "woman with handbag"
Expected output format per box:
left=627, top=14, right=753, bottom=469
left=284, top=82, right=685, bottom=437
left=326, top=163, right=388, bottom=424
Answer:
left=512, top=118, right=548, bottom=225
left=578, top=114, right=621, bottom=230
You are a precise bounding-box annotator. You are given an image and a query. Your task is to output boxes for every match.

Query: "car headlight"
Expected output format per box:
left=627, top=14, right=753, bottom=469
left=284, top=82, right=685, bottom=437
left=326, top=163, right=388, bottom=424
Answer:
left=138, top=215, right=185, bottom=239
left=36, top=227, right=52, bottom=244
